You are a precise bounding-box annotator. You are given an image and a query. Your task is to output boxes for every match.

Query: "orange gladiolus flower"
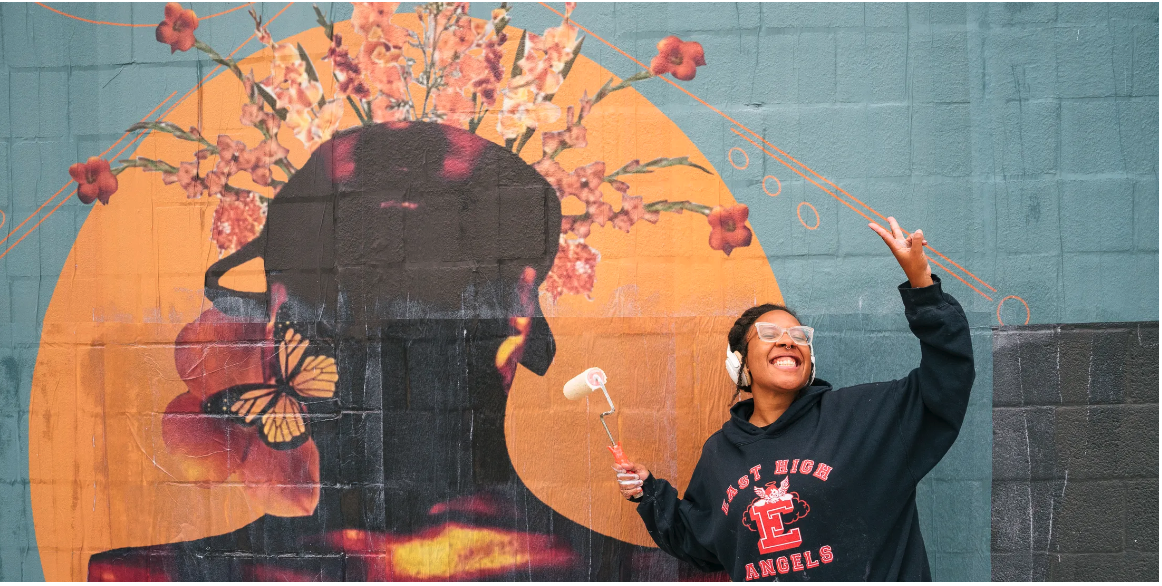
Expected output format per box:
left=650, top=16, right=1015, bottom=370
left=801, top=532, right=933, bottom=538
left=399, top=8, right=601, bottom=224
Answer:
left=69, top=156, right=118, bottom=204
left=707, top=204, right=753, bottom=256
left=649, top=35, right=706, bottom=81
left=156, top=2, right=199, bottom=53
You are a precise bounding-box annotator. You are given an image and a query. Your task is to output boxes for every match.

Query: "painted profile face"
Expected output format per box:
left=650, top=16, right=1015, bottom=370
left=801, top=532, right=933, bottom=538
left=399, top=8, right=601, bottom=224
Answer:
left=744, top=309, right=812, bottom=393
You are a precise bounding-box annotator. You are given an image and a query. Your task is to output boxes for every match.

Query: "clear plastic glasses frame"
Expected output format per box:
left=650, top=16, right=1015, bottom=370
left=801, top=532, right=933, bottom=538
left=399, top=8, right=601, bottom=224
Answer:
left=753, top=322, right=814, bottom=346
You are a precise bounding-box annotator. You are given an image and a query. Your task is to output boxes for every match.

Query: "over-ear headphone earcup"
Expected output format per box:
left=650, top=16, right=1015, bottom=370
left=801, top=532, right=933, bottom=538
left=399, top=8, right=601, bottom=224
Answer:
left=729, top=349, right=751, bottom=388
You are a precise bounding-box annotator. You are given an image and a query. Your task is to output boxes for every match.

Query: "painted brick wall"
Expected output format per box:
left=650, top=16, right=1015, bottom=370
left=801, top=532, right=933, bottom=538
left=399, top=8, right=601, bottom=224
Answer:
left=0, top=2, right=1158, bottom=582
left=992, top=322, right=1159, bottom=581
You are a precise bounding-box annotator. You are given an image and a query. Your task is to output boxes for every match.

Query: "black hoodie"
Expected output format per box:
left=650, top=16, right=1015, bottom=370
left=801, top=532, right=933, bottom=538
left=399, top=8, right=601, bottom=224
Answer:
left=634, top=275, right=975, bottom=581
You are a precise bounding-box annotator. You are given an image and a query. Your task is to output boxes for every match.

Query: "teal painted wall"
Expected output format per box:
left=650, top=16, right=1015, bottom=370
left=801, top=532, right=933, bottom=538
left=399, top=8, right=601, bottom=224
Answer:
left=0, top=2, right=1157, bottom=581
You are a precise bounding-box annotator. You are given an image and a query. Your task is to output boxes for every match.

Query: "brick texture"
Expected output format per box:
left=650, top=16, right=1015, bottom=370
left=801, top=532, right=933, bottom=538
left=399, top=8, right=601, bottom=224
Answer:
left=992, top=322, right=1159, bottom=581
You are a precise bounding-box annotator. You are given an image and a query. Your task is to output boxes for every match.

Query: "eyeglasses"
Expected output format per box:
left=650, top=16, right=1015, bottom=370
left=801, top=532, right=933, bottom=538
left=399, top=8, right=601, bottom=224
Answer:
left=753, top=323, right=814, bottom=346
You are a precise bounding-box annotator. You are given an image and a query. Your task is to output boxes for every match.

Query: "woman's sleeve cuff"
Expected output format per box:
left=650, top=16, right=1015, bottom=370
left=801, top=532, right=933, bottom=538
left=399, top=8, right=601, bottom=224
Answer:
left=898, top=273, right=948, bottom=311
left=630, top=473, right=657, bottom=503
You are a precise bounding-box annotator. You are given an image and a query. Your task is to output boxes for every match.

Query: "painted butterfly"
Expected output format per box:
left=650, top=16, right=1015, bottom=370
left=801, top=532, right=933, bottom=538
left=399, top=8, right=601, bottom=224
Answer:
left=203, top=325, right=338, bottom=449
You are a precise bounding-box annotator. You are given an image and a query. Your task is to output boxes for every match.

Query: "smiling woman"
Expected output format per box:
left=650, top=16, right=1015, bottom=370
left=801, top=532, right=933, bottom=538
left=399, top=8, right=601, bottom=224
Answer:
left=615, top=219, right=977, bottom=581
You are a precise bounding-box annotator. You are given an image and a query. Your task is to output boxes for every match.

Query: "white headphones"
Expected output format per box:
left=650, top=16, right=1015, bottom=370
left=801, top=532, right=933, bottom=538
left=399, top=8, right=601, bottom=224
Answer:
left=725, top=343, right=816, bottom=389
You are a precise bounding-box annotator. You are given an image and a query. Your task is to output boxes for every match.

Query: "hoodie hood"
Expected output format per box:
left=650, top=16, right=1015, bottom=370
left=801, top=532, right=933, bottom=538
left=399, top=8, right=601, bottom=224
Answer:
left=721, top=378, right=834, bottom=446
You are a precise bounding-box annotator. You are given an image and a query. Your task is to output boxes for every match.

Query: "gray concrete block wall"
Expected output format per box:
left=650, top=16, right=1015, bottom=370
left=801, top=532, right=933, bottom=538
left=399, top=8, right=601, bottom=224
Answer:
left=992, top=322, right=1159, bottom=581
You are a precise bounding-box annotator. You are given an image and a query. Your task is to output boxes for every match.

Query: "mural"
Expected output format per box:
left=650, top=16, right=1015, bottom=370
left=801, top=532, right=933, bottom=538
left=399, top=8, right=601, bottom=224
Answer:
left=2, top=2, right=1156, bottom=582
left=28, top=2, right=778, bottom=581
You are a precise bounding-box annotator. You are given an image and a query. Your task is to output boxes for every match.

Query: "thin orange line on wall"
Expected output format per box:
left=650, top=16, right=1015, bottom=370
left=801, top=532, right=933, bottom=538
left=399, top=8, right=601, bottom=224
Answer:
left=929, top=257, right=993, bottom=301
left=35, top=2, right=254, bottom=28
left=0, top=129, right=155, bottom=262
left=0, top=91, right=177, bottom=249
left=0, top=189, right=76, bottom=261
left=2, top=3, right=292, bottom=259
left=738, top=128, right=998, bottom=294
left=732, top=129, right=872, bottom=222
left=545, top=2, right=1001, bottom=300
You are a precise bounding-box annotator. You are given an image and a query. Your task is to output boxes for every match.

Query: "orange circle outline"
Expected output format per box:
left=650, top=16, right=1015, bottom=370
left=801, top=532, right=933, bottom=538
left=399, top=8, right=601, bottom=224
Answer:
left=996, top=295, right=1030, bottom=326
left=762, top=175, right=781, bottom=197
left=0, top=209, right=6, bottom=230
left=728, top=146, right=749, bottom=170
left=796, top=201, right=819, bottom=230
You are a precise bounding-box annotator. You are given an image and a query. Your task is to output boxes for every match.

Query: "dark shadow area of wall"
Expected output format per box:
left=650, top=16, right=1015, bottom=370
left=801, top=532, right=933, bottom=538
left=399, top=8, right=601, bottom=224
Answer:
left=991, top=322, right=1158, bottom=581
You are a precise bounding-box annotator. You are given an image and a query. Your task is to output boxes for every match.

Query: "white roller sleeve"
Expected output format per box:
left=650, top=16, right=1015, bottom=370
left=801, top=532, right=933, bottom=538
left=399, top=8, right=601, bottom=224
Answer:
left=562, top=367, right=607, bottom=400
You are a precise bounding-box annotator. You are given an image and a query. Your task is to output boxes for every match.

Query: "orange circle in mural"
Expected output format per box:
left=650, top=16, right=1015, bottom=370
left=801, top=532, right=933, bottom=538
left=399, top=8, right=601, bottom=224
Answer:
left=28, top=14, right=786, bottom=581
left=762, top=175, right=781, bottom=197
left=728, top=146, right=749, bottom=170
left=797, top=201, right=820, bottom=230
left=996, top=295, right=1031, bottom=326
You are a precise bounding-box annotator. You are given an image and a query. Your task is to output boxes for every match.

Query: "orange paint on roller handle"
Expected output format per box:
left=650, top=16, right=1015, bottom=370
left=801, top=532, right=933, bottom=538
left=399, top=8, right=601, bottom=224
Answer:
left=608, top=442, right=631, bottom=469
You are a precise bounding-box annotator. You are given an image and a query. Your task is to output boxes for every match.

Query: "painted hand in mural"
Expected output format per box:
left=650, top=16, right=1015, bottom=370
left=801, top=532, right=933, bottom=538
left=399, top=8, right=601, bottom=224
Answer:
left=614, top=462, right=651, bottom=500
left=868, top=216, right=933, bottom=289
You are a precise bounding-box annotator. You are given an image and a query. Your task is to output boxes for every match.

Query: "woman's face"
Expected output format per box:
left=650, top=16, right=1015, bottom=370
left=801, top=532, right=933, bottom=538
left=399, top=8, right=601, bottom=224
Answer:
left=744, top=309, right=811, bottom=393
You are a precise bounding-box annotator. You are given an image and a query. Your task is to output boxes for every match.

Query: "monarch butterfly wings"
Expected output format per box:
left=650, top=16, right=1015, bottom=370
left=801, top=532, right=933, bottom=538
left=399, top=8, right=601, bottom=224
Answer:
left=200, top=327, right=340, bottom=451
left=277, top=328, right=338, bottom=399
left=202, top=384, right=312, bottom=450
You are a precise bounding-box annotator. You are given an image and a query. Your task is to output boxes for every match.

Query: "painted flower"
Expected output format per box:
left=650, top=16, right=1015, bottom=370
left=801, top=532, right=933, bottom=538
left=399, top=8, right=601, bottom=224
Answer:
left=163, top=290, right=320, bottom=517
left=214, top=134, right=250, bottom=176
left=433, top=89, right=476, bottom=127
left=649, top=35, right=706, bottom=81
left=541, top=106, right=587, bottom=156
left=240, top=103, right=281, bottom=132
left=69, top=156, right=118, bottom=205
left=534, top=21, right=580, bottom=72
left=435, top=18, right=485, bottom=67
left=211, top=191, right=268, bottom=256
left=324, top=34, right=372, bottom=100
left=543, top=236, right=600, bottom=301
left=156, top=2, right=199, bottom=53
left=513, top=50, right=564, bottom=96
left=557, top=161, right=605, bottom=203
left=707, top=204, right=753, bottom=255
left=560, top=216, right=592, bottom=239
left=359, top=41, right=408, bottom=98
left=302, top=100, right=345, bottom=151
left=496, top=87, right=560, bottom=139
left=270, top=42, right=308, bottom=86
left=161, top=161, right=204, bottom=199
left=475, top=41, right=507, bottom=106
left=533, top=158, right=569, bottom=191
left=612, top=193, right=660, bottom=233
left=586, top=201, right=615, bottom=227
left=352, top=2, right=410, bottom=46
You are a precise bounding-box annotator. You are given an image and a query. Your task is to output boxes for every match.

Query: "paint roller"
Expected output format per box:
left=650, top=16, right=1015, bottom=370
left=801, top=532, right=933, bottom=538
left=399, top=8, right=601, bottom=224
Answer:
left=562, top=367, right=631, bottom=468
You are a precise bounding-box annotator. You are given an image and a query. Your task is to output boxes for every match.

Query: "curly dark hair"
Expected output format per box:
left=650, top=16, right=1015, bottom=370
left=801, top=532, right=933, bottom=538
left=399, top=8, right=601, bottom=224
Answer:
left=727, top=302, right=801, bottom=405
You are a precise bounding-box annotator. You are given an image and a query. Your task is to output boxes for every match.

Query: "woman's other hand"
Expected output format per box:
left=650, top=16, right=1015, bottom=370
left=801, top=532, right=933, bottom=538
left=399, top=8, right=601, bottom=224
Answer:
left=869, top=216, right=934, bottom=288
left=613, top=462, right=650, bottom=501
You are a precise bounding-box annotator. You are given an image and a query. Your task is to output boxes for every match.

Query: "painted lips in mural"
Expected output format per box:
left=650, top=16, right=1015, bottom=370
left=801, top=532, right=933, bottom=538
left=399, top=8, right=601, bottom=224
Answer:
left=87, top=122, right=665, bottom=581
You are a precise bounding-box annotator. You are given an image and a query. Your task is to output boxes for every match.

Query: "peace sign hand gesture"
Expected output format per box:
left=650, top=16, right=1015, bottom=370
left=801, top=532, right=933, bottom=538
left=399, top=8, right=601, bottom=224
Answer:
left=868, top=217, right=934, bottom=289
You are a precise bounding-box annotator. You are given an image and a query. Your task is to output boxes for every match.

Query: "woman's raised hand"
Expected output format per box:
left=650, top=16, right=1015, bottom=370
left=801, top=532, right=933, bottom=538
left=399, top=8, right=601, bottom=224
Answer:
left=868, top=216, right=934, bottom=288
left=613, top=462, right=650, bottom=501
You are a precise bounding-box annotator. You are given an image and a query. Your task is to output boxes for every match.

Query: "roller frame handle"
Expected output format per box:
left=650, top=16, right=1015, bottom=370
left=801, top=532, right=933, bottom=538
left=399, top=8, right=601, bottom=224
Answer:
left=608, top=441, right=631, bottom=469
